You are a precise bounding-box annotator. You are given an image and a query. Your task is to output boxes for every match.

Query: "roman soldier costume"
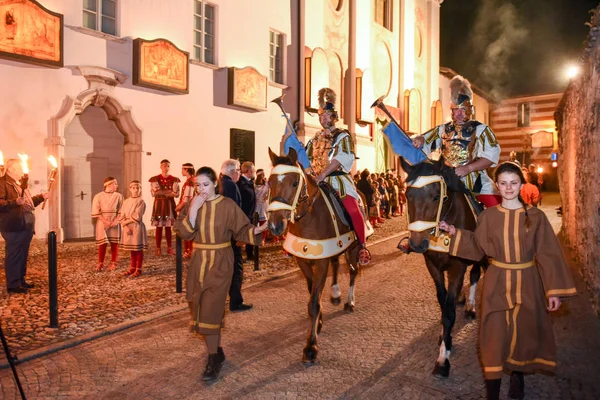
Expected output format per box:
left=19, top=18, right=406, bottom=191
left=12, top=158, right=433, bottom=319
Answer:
left=419, top=75, right=501, bottom=206
left=306, top=88, right=371, bottom=264
left=149, top=159, right=180, bottom=255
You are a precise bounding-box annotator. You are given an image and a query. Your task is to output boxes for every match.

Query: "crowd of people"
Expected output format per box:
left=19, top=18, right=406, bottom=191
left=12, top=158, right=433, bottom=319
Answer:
left=354, top=168, right=407, bottom=228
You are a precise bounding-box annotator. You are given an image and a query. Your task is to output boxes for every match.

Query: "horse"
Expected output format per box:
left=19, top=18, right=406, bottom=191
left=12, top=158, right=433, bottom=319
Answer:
left=399, top=156, right=486, bottom=378
left=266, top=147, right=362, bottom=364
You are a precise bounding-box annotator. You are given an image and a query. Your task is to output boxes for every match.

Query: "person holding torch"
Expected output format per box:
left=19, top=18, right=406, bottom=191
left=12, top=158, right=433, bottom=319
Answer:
left=0, top=157, right=49, bottom=294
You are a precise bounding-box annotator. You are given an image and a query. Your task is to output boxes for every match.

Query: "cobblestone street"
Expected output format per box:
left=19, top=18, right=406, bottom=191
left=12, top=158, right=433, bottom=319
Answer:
left=1, top=194, right=600, bottom=399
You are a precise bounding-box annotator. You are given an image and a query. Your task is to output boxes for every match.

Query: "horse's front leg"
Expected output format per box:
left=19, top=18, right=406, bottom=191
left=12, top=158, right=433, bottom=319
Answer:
left=465, top=262, right=483, bottom=319
left=303, top=258, right=329, bottom=364
left=330, top=256, right=341, bottom=306
left=433, top=263, right=466, bottom=378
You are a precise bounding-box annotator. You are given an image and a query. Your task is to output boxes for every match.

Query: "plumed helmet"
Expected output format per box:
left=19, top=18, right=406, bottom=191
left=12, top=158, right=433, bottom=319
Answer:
left=449, top=75, right=473, bottom=108
left=318, top=87, right=337, bottom=115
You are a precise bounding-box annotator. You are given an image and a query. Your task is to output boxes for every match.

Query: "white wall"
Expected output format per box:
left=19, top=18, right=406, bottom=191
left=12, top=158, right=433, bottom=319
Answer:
left=0, top=0, right=292, bottom=238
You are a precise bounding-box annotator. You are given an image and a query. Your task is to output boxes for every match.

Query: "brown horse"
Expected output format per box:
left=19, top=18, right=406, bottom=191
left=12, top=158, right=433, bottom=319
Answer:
left=267, top=148, right=361, bottom=364
left=399, top=156, right=486, bottom=378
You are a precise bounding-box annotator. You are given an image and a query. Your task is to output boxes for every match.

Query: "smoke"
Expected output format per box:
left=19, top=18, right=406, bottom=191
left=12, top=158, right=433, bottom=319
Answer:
left=469, top=0, right=528, bottom=100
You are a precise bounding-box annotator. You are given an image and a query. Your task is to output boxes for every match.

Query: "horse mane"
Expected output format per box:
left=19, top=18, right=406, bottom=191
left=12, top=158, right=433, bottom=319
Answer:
left=406, top=160, right=469, bottom=194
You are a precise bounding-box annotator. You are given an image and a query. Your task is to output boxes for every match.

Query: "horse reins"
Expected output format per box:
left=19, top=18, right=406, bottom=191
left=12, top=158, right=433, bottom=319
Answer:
left=266, top=164, right=320, bottom=223
left=406, top=175, right=448, bottom=237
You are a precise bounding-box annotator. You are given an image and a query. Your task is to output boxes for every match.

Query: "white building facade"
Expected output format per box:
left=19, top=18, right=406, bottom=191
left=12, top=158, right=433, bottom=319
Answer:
left=0, top=0, right=442, bottom=241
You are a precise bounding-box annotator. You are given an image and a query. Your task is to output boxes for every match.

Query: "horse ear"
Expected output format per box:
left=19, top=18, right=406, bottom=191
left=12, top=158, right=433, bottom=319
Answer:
left=268, top=147, right=278, bottom=164
left=288, top=147, right=298, bottom=165
left=399, top=156, right=412, bottom=175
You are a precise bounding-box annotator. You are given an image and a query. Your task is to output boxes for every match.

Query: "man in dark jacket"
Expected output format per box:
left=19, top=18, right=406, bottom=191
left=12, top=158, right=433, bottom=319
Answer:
left=355, top=169, right=374, bottom=208
left=237, top=161, right=256, bottom=261
left=0, top=159, right=49, bottom=294
left=218, top=159, right=252, bottom=312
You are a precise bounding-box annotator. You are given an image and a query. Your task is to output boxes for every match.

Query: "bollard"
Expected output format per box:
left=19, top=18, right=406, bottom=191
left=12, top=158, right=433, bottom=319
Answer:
left=175, top=235, right=183, bottom=293
left=48, top=231, right=58, bottom=328
left=253, top=213, right=260, bottom=271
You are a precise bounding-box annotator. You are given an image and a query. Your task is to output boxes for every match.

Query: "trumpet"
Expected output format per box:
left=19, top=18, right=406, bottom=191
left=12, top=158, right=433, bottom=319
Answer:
left=271, top=94, right=297, bottom=137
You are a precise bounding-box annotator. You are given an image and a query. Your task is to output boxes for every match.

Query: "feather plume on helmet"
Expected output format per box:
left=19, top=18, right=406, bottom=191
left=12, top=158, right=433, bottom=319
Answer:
left=318, top=87, right=338, bottom=117
left=449, top=75, right=474, bottom=121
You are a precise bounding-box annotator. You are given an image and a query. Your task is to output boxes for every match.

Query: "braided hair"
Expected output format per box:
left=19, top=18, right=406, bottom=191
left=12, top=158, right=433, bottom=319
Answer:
left=494, top=161, right=531, bottom=229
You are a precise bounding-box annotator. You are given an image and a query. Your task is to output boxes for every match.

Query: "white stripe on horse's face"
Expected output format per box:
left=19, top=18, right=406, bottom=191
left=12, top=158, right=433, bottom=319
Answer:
left=278, top=174, right=285, bottom=183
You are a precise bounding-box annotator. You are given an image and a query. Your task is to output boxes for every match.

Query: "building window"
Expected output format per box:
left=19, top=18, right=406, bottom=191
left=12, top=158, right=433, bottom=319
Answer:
left=517, top=102, right=530, bottom=127
left=269, top=30, right=284, bottom=84
left=193, top=1, right=216, bottom=65
left=83, top=0, right=117, bottom=36
left=375, top=0, right=392, bottom=31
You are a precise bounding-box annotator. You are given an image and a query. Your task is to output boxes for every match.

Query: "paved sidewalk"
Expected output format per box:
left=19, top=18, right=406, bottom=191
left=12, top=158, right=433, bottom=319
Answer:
left=1, top=193, right=599, bottom=399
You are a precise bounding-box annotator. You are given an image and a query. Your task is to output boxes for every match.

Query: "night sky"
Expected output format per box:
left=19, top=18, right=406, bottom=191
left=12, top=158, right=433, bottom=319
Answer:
left=440, top=0, right=599, bottom=99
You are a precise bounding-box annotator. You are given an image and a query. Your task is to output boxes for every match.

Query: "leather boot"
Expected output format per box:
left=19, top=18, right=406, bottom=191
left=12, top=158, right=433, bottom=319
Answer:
left=485, top=379, right=501, bottom=400
left=508, top=372, right=525, bottom=399
left=202, top=353, right=223, bottom=381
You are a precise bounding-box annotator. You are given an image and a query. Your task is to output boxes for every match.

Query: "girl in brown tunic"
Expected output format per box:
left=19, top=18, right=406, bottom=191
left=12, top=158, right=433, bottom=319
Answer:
left=174, top=166, right=268, bottom=382
left=119, top=181, right=148, bottom=277
left=440, top=162, right=576, bottom=400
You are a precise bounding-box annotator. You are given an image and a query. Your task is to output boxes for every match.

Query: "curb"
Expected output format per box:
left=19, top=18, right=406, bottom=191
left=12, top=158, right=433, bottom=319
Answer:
left=1, top=232, right=403, bottom=368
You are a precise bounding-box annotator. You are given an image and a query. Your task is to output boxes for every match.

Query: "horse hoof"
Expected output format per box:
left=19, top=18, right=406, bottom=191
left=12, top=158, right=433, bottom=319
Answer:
left=465, top=310, right=476, bottom=320
left=330, top=296, right=341, bottom=306
left=302, top=346, right=318, bottom=364
left=432, top=359, right=451, bottom=378
left=344, top=303, right=354, bottom=312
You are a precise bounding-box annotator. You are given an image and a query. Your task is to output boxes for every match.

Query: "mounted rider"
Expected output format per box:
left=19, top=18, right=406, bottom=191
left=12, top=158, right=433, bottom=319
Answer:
left=304, top=88, right=371, bottom=265
left=411, top=75, right=502, bottom=208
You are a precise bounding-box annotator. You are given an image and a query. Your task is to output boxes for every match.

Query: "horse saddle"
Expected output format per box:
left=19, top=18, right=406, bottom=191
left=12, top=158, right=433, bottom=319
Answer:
left=318, top=181, right=352, bottom=228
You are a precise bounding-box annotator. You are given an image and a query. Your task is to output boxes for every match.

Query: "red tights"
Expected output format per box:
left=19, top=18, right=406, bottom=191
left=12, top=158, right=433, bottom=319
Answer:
left=342, top=196, right=367, bottom=245
left=155, top=227, right=173, bottom=249
left=129, top=251, right=144, bottom=271
left=98, top=243, right=119, bottom=264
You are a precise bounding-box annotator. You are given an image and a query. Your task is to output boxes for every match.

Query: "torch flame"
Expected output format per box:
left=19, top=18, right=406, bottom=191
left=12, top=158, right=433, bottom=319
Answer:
left=0, top=150, right=4, bottom=166
left=48, top=155, right=58, bottom=169
left=18, top=153, right=29, bottom=174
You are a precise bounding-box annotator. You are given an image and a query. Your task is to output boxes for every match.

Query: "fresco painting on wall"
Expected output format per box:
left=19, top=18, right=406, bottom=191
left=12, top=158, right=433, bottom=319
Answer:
left=531, top=130, right=554, bottom=148
left=133, top=38, right=189, bottom=94
left=227, top=66, right=268, bottom=111
left=0, top=0, right=63, bottom=67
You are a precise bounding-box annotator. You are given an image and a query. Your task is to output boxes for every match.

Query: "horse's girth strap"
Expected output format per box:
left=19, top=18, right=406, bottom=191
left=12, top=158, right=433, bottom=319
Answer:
left=319, top=186, right=341, bottom=242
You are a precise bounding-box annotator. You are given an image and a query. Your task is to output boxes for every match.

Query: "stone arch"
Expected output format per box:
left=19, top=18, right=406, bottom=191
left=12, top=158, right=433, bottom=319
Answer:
left=46, top=67, right=142, bottom=242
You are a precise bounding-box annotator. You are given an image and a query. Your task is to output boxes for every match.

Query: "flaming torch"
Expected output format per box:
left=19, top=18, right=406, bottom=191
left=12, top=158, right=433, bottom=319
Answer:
left=42, top=155, right=58, bottom=210
left=17, top=153, right=29, bottom=197
left=0, top=150, right=4, bottom=177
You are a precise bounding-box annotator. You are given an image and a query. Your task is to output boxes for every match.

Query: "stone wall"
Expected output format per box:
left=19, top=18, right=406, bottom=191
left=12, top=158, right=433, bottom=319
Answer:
left=555, top=6, right=600, bottom=313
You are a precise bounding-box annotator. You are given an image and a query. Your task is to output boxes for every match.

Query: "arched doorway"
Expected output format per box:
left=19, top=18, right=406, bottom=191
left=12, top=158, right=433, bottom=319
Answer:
left=46, top=66, right=142, bottom=242
left=62, top=107, right=125, bottom=240
left=374, top=117, right=391, bottom=173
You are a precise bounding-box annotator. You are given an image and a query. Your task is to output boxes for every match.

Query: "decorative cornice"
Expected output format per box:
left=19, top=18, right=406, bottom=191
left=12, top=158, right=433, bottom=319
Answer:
left=77, top=66, right=127, bottom=89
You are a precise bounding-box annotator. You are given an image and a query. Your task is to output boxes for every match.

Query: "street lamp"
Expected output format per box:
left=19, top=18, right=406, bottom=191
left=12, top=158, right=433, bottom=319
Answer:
left=566, top=65, right=579, bottom=79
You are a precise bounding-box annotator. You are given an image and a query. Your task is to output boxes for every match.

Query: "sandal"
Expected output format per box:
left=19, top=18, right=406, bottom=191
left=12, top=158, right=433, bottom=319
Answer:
left=95, top=263, right=104, bottom=272
left=123, top=267, right=136, bottom=276
left=155, top=248, right=161, bottom=256
left=183, top=251, right=191, bottom=259
left=130, top=269, right=142, bottom=278
left=358, top=246, right=371, bottom=265
left=167, top=247, right=175, bottom=256
left=107, top=262, right=118, bottom=271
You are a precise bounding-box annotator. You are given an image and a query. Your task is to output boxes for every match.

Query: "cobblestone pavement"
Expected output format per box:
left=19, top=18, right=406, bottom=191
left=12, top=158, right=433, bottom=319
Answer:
left=0, top=213, right=404, bottom=355
left=2, top=194, right=600, bottom=399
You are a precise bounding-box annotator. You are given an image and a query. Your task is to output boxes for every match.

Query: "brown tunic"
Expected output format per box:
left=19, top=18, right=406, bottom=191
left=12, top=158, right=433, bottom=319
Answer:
left=174, top=195, right=261, bottom=335
left=449, top=205, right=577, bottom=379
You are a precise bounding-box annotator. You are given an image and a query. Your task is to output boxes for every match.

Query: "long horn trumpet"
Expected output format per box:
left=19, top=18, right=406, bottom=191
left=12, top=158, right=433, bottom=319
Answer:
left=371, top=95, right=428, bottom=158
left=271, top=94, right=296, bottom=136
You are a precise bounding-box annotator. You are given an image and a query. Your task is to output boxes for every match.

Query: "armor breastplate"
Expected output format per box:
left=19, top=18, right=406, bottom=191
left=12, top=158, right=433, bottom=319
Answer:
left=311, top=130, right=333, bottom=175
left=441, top=122, right=476, bottom=167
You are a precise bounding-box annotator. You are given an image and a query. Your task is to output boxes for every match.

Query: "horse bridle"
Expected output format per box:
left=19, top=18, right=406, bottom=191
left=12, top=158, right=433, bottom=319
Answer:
left=266, top=164, right=318, bottom=223
left=406, top=175, right=448, bottom=237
